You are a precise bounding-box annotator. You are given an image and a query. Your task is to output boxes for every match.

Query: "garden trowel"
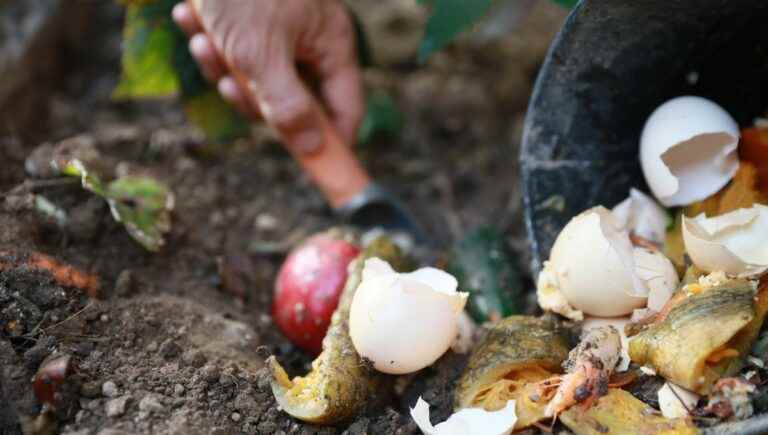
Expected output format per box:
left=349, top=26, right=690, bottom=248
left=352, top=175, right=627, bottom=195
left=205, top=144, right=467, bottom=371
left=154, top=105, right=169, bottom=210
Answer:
left=187, top=0, right=428, bottom=244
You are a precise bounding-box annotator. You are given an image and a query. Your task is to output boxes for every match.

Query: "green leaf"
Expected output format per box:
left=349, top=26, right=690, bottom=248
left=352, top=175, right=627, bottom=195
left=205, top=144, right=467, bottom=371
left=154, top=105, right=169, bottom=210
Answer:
left=113, top=3, right=181, bottom=98
left=418, top=0, right=494, bottom=62
left=57, top=159, right=108, bottom=197
left=115, top=0, right=250, bottom=146
left=550, top=0, right=579, bottom=8
left=57, top=159, right=174, bottom=251
left=106, top=176, right=174, bottom=252
left=357, top=93, right=403, bottom=145
left=183, top=90, right=251, bottom=145
left=447, top=226, right=523, bottom=323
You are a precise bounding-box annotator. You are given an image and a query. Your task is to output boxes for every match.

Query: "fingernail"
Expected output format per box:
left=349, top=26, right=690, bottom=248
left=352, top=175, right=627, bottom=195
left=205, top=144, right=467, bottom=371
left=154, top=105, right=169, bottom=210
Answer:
left=290, top=130, right=323, bottom=155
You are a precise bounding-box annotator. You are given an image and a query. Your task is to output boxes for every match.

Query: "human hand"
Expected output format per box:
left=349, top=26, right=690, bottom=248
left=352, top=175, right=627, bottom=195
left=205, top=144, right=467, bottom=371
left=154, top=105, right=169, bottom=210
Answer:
left=172, top=0, right=364, bottom=154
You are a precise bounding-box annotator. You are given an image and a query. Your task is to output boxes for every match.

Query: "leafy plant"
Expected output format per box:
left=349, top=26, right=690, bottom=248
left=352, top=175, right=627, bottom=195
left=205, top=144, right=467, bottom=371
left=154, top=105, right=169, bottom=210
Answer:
left=116, top=0, right=249, bottom=144
left=58, top=159, right=174, bottom=252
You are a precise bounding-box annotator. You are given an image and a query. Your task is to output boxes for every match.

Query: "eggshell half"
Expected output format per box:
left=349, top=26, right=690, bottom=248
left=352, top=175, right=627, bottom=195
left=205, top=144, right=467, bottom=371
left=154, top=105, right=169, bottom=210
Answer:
left=682, top=204, right=768, bottom=277
left=411, top=397, right=517, bottom=435
left=548, top=207, right=647, bottom=317
left=349, top=258, right=468, bottom=374
left=633, top=247, right=679, bottom=311
left=640, top=96, right=740, bottom=206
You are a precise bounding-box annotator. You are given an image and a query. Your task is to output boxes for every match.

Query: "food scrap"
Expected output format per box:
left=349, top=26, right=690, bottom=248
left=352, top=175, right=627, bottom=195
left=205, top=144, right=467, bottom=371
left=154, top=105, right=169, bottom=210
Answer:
left=349, top=257, right=468, bottom=374
left=411, top=397, right=517, bottom=435
left=262, top=98, right=768, bottom=433
left=272, top=229, right=361, bottom=354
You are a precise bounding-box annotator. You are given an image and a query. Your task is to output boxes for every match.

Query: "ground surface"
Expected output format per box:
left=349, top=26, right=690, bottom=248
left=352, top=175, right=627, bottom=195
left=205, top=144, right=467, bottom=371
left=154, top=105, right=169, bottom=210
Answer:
left=0, top=2, right=567, bottom=434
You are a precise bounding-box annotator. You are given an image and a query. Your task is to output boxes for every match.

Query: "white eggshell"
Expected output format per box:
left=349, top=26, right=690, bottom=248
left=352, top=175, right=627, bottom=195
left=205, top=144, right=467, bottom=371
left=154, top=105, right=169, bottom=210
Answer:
left=658, top=382, right=700, bottom=419
left=349, top=258, right=468, bottom=374
left=612, top=188, right=670, bottom=244
left=640, top=96, right=740, bottom=206
left=411, top=397, right=517, bottom=435
left=536, top=261, right=583, bottom=321
left=633, top=247, right=679, bottom=311
left=548, top=207, right=647, bottom=317
left=582, top=316, right=631, bottom=371
left=682, top=204, right=768, bottom=277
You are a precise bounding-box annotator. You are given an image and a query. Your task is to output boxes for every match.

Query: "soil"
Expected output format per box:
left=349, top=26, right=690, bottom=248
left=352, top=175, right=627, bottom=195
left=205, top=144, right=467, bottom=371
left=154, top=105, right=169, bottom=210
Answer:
left=0, top=2, right=567, bottom=434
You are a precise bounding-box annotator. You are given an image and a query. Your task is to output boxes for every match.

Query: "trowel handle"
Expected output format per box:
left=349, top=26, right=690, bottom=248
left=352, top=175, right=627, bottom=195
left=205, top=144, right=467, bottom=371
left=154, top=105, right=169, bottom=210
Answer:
left=187, top=1, right=372, bottom=209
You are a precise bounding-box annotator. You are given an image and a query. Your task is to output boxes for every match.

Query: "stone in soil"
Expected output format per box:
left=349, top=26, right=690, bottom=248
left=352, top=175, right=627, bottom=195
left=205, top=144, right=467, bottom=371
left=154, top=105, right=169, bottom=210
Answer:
left=102, top=381, right=118, bottom=398
left=105, top=396, right=130, bottom=418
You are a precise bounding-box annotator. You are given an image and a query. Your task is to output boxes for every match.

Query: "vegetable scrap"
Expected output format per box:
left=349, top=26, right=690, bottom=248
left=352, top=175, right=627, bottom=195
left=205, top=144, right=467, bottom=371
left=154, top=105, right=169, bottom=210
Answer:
left=272, top=229, right=361, bottom=354
left=0, top=251, right=100, bottom=298
left=261, top=99, right=768, bottom=433
left=267, top=237, right=410, bottom=424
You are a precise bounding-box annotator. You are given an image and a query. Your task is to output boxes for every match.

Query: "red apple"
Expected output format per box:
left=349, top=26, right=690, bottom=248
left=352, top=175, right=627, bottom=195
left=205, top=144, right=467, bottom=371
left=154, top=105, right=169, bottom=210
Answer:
left=273, top=231, right=360, bottom=354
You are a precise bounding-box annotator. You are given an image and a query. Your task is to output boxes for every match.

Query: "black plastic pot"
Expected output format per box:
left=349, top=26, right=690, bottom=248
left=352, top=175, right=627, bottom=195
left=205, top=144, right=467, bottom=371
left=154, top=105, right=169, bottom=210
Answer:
left=521, top=0, right=768, bottom=273
left=521, top=1, right=768, bottom=433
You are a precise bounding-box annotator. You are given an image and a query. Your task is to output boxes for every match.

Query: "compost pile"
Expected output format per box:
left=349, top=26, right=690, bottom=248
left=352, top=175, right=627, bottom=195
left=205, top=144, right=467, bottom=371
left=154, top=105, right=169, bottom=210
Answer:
left=0, top=2, right=565, bottom=435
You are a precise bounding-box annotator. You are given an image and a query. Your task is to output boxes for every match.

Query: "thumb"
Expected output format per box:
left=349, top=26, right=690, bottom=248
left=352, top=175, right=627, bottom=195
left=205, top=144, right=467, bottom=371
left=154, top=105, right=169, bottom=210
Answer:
left=251, top=62, right=326, bottom=155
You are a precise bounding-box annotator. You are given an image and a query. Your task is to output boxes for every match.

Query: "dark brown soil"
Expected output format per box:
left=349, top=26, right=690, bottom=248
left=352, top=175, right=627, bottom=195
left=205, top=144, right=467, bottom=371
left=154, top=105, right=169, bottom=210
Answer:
left=0, top=2, right=566, bottom=434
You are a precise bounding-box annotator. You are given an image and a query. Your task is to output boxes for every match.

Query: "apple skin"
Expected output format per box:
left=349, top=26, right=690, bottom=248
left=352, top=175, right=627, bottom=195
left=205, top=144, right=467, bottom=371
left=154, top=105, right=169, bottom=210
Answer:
left=273, top=232, right=360, bottom=354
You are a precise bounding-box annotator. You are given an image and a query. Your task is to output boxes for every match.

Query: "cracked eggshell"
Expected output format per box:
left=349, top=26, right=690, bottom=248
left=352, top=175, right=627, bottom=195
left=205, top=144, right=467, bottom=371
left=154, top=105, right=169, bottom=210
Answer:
left=349, top=258, right=468, bottom=374
left=658, top=382, right=700, bottom=419
left=411, top=397, right=517, bottom=435
left=640, top=96, right=740, bottom=207
left=682, top=204, right=768, bottom=277
left=612, top=188, right=670, bottom=245
left=548, top=207, right=647, bottom=317
left=633, top=247, right=679, bottom=311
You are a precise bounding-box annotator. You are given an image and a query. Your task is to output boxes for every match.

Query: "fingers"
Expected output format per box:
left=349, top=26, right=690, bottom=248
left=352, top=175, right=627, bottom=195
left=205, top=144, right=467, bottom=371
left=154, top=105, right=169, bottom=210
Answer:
left=171, top=3, right=202, bottom=36
left=255, top=61, right=325, bottom=154
left=218, top=76, right=261, bottom=120
left=189, top=34, right=226, bottom=83
left=320, top=63, right=364, bottom=147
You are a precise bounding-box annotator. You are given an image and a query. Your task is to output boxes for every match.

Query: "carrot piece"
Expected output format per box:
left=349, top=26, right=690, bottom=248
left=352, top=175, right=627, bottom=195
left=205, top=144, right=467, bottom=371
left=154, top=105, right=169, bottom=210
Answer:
left=0, top=251, right=100, bottom=298
left=706, top=347, right=740, bottom=364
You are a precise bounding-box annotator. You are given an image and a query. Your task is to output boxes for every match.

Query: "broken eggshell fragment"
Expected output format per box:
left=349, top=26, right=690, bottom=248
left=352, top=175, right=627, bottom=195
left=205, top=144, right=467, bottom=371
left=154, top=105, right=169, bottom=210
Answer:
left=349, top=258, right=468, bottom=374
left=682, top=204, right=768, bottom=278
left=411, top=397, right=517, bottom=435
left=540, top=206, right=678, bottom=318
left=640, top=96, right=740, bottom=207
left=612, top=188, right=670, bottom=245
left=658, top=382, right=700, bottom=419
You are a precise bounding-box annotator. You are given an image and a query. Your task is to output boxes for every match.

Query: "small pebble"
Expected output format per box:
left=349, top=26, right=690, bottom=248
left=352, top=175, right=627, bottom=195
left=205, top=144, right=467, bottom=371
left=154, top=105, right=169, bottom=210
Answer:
left=231, top=412, right=241, bottom=422
left=199, top=364, right=220, bottom=383
left=138, top=395, right=165, bottom=413
left=114, top=270, right=135, bottom=297
left=183, top=351, right=207, bottom=368
left=146, top=341, right=158, bottom=352
left=80, top=381, right=102, bottom=398
left=100, top=314, right=109, bottom=323
left=102, top=381, right=118, bottom=398
left=105, top=396, right=130, bottom=417
left=174, top=384, right=185, bottom=396
left=158, top=339, right=181, bottom=359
